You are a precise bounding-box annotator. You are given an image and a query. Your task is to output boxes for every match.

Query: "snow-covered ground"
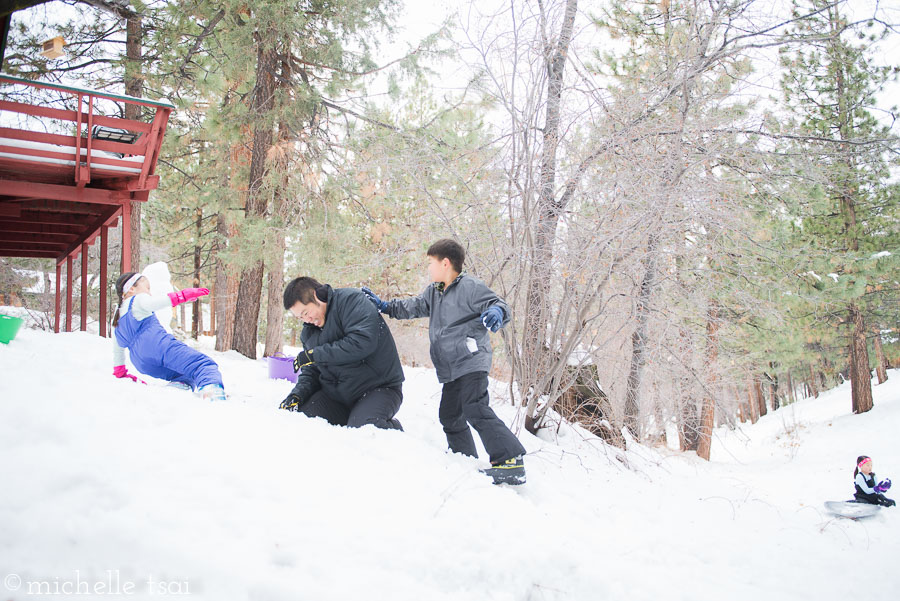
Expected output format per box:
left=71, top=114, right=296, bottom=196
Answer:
left=1, top=326, right=898, bottom=601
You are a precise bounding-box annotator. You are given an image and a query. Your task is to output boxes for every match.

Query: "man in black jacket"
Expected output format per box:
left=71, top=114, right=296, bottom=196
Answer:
left=279, top=277, right=404, bottom=430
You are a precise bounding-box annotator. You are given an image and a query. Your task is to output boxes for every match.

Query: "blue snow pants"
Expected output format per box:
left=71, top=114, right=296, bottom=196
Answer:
left=115, top=305, right=222, bottom=390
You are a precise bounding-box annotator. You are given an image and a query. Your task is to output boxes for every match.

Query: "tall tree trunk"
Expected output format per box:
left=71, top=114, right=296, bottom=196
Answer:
left=755, top=376, right=767, bottom=418
left=696, top=304, right=719, bottom=461
left=786, top=370, right=795, bottom=404
left=522, top=0, right=579, bottom=434
left=262, top=102, right=292, bottom=357
left=821, top=354, right=834, bottom=389
left=873, top=328, right=888, bottom=385
left=263, top=222, right=285, bottom=357
left=263, top=241, right=285, bottom=357
left=624, top=232, right=659, bottom=440
left=208, top=289, right=215, bottom=336
left=124, top=14, right=142, bottom=270
left=191, top=208, right=202, bottom=339
left=808, top=363, right=819, bottom=398
left=849, top=304, right=874, bottom=413
left=679, top=398, right=700, bottom=452
left=829, top=3, right=874, bottom=415
left=214, top=212, right=237, bottom=352
left=231, top=39, right=278, bottom=359
left=746, top=377, right=759, bottom=424
left=675, top=328, right=699, bottom=450
left=768, top=365, right=780, bottom=411
left=678, top=377, right=700, bottom=452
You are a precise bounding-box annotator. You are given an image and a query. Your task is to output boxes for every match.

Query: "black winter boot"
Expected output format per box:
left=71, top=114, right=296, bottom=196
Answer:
left=481, top=456, right=526, bottom=485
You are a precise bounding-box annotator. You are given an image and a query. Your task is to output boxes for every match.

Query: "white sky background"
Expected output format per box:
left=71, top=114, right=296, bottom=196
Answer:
left=386, top=0, right=900, bottom=131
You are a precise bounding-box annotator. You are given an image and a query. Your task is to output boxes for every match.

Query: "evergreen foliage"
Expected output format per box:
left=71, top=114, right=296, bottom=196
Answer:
left=768, top=0, right=900, bottom=410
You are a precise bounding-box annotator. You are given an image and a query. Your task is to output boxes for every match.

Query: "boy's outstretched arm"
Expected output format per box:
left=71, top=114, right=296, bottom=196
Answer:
left=361, top=285, right=431, bottom=320
left=360, top=287, right=388, bottom=312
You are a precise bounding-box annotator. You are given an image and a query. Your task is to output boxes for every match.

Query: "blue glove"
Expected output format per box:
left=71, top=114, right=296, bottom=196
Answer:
left=875, top=478, right=891, bottom=493
left=480, top=305, right=504, bottom=332
left=361, top=286, right=388, bottom=313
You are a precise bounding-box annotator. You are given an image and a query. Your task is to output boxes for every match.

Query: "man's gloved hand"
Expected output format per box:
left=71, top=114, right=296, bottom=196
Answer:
left=168, top=288, right=209, bottom=307
left=875, top=478, right=892, bottom=493
left=480, top=305, right=504, bottom=333
left=361, top=286, right=388, bottom=313
left=293, top=348, right=314, bottom=372
left=113, top=364, right=146, bottom=384
left=280, top=393, right=304, bottom=411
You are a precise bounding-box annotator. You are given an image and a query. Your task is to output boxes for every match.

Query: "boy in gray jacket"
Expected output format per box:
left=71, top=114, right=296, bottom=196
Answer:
left=363, top=239, right=526, bottom=484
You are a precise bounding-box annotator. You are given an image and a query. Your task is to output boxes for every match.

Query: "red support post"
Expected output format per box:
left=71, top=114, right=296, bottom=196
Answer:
left=54, top=261, right=61, bottom=333
left=121, top=201, right=132, bottom=272
left=84, top=95, right=94, bottom=186
left=74, top=93, right=83, bottom=185
left=65, top=254, right=73, bottom=332
left=80, top=242, right=88, bottom=331
left=100, top=225, right=108, bottom=337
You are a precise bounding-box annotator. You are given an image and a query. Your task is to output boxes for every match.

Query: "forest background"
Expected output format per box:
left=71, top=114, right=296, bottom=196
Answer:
left=1, top=0, right=898, bottom=459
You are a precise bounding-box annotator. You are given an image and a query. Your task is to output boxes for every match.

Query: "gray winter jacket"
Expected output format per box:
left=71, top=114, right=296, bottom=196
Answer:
left=385, top=274, right=510, bottom=383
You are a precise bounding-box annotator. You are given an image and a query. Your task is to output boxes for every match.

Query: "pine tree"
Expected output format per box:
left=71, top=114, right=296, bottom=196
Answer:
left=149, top=0, right=402, bottom=358
left=778, top=0, right=900, bottom=414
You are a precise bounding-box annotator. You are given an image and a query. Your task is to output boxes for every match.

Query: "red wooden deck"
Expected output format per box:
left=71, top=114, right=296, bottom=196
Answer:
left=0, top=74, right=173, bottom=335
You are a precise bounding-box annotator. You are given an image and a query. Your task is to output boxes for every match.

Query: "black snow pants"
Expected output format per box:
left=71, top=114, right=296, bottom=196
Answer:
left=855, top=491, right=896, bottom=506
left=439, top=371, right=526, bottom=464
left=298, top=387, right=403, bottom=431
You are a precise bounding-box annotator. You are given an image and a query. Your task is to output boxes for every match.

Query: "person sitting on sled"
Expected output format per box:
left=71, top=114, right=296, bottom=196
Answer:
left=111, top=271, right=226, bottom=402
left=854, top=455, right=895, bottom=507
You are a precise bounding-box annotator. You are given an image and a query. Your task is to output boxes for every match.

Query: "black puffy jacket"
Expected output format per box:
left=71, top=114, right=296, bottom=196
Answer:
left=289, top=285, right=404, bottom=407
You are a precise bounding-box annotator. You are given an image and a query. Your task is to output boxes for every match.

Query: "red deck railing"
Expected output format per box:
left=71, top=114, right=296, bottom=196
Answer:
left=0, top=74, right=174, bottom=336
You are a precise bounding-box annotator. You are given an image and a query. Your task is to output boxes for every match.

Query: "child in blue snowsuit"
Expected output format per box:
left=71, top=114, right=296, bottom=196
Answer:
left=112, top=271, right=225, bottom=401
left=854, top=455, right=895, bottom=507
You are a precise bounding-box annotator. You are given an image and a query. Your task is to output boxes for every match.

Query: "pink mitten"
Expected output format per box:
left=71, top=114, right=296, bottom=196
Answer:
left=168, top=287, right=210, bottom=306
left=113, top=365, right=145, bottom=384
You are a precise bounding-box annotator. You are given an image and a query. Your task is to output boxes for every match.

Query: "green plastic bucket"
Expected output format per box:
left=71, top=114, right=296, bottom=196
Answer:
left=0, top=314, right=24, bottom=344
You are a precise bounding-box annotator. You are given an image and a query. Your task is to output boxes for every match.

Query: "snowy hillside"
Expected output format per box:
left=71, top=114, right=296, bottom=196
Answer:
left=1, top=327, right=898, bottom=601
